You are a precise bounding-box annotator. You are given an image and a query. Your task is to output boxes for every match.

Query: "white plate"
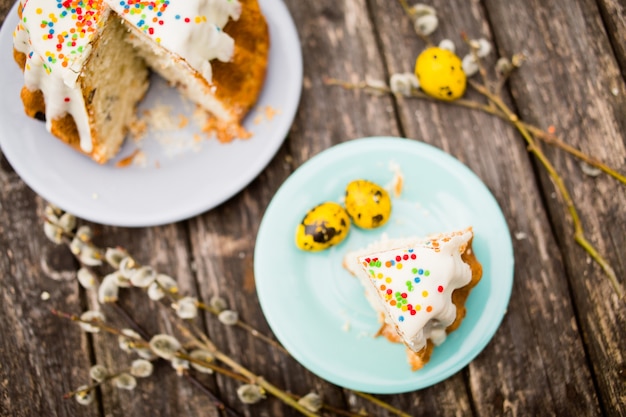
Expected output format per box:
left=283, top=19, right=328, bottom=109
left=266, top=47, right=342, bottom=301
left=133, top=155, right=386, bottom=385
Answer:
left=255, top=137, right=514, bottom=393
left=0, top=0, right=302, bottom=227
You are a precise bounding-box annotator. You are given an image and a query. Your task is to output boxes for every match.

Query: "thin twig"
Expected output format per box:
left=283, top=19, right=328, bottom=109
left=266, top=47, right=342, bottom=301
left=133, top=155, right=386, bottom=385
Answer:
left=52, top=308, right=242, bottom=414
left=177, top=329, right=320, bottom=417
left=522, top=124, right=626, bottom=184
left=353, top=392, right=412, bottom=417
left=282, top=392, right=364, bottom=417
left=461, top=33, right=493, bottom=96
left=143, top=286, right=320, bottom=416
left=397, top=0, right=433, bottom=46
left=197, top=301, right=290, bottom=355
left=324, top=77, right=626, bottom=185
left=63, top=369, right=126, bottom=400
left=183, top=372, right=242, bottom=417
left=469, top=80, right=624, bottom=299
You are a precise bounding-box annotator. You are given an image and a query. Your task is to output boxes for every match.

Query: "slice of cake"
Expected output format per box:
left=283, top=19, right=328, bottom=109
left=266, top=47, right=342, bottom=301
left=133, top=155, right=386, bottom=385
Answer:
left=12, top=0, right=269, bottom=164
left=344, top=228, right=483, bottom=370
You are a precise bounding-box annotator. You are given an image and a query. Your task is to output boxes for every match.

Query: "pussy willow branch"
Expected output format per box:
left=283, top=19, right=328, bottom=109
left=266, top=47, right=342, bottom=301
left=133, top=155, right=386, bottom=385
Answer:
left=51, top=309, right=242, bottom=417
left=62, top=224, right=287, bottom=354
left=62, top=366, right=136, bottom=399
left=197, top=300, right=290, bottom=355
left=462, top=34, right=626, bottom=184
left=79, top=262, right=246, bottom=412
left=169, top=319, right=320, bottom=417
left=325, top=76, right=624, bottom=298
left=67, top=250, right=320, bottom=417
left=323, top=78, right=626, bottom=185
left=60, top=233, right=410, bottom=417
left=86, top=244, right=408, bottom=416
left=177, top=325, right=369, bottom=417
left=397, top=0, right=434, bottom=46
left=469, top=81, right=624, bottom=299
left=182, top=373, right=242, bottom=417
left=152, top=278, right=289, bottom=355
left=103, top=279, right=317, bottom=416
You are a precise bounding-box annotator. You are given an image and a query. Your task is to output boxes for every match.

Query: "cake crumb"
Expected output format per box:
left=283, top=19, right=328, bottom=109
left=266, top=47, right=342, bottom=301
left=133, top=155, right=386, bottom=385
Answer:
left=128, top=117, right=148, bottom=142
left=133, top=150, right=147, bottom=167
left=115, top=149, right=141, bottom=168
left=386, top=161, right=404, bottom=197
left=342, top=320, right=351, bottom=332
left=264, top=105, right=280, bottom=121
left=129, top=101, right=257, bottom=164
left=143, top=105, right=180, bottom=131
left=40, top=291, right=50, bottom=301
left=202, top=116, right=252, bottom=143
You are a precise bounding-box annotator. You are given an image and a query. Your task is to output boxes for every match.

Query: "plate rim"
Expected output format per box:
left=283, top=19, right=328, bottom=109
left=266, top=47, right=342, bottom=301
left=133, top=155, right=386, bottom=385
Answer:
left=0, top=0, right=303, bottom=227
left=254, top=136, right=515, bottom=393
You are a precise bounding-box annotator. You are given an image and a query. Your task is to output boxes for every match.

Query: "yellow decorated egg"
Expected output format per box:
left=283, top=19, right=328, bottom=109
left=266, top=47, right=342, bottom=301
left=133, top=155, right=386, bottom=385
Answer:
left=415, top=46, right=466, bottom=101
left=344, top=180, right=391, bottom=229
left=295, top=202, right=351, bottom=251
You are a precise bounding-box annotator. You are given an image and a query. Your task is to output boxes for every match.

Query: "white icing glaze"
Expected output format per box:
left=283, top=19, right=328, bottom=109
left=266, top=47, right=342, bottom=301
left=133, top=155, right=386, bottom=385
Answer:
left=105, top=0, right=241, bottom=82
left=357, top=229, right=473, bottom=352
left=13, top=0, right=109, bottom=152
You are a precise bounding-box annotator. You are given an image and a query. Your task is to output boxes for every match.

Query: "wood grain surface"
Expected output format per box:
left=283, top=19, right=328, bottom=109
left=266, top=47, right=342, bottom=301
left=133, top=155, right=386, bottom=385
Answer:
left=0, top=0, right=624, bottom=416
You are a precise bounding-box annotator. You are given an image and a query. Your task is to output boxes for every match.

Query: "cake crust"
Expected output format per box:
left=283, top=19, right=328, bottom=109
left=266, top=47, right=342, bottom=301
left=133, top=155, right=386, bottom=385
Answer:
left=399, top=237, right=482, bottom=370
left=212, top=0, right=270, bottom=122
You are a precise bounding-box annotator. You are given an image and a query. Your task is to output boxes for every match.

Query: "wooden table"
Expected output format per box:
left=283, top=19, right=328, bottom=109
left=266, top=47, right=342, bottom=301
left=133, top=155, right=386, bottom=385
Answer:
left=1, top=0, right=625, bottom=416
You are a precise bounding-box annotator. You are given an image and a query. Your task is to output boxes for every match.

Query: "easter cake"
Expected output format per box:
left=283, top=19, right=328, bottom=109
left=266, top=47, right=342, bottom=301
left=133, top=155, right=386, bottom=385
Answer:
left=343, top=227, right=482, bottom=370
left=12, top=0, right=269, bottom=164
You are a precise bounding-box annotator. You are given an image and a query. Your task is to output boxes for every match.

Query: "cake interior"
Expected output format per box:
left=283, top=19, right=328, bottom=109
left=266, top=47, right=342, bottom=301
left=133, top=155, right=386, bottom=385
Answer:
left=78, top=13, right=150, bottom=163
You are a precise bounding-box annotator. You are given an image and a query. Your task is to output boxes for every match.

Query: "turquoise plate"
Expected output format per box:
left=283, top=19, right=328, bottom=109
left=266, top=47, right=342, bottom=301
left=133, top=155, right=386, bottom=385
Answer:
left=254, top=137, right=514, bottom=394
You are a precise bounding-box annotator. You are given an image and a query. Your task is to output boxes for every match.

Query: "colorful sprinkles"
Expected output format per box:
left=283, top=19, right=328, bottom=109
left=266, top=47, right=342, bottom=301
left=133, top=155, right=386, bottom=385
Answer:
left=22, top=0, right=105, bottom=73
left=363, top=247, right=445, bottom=325
left=114, top=0, right=210, bottom=42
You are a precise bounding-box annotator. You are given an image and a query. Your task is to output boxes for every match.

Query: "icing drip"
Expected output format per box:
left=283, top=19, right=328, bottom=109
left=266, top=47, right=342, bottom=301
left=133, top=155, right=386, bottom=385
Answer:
left=357, top=230, right=473, bottom=352
left=105, top=0, right=241, bottom=82
left=14, top=0, right=108, bottom=152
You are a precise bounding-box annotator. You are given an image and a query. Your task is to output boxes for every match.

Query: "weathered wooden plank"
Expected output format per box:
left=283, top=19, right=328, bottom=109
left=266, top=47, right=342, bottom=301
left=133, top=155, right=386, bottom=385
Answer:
left=285, top=0, right=401, bottom=158
left=187, top=147, right=352, bottom=417
left=482, top=0, right=626, bottom=415
left=368, top=0, right=601, bottom=415
left=596, top=0, right=626, bottom=78
left=0, top=154, right=100, bottom=417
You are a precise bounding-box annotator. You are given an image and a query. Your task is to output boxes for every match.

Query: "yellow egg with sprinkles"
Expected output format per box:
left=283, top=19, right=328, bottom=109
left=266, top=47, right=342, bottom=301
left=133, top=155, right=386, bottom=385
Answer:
left=415, top=46, right=467, bottom=101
